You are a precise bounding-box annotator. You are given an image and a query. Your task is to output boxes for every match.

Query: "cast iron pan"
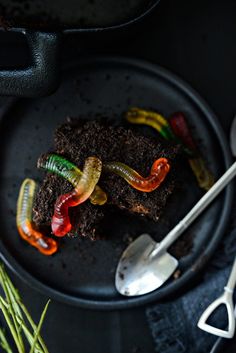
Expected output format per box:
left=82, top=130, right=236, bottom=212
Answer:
left=0, top=57, right=233, bottom=310
left=0, top=0, right=160, bottom=97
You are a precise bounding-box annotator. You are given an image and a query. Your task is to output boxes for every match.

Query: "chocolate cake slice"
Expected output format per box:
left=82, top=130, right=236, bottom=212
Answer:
left=33, top=119, right=181, bottom=239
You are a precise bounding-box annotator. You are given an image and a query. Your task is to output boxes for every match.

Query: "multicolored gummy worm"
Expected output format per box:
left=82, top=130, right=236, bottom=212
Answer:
left=38, top=154, right=107, bottom=206
left=51, top=156, right=103, bottom=237
left=104, top=158, right=170, bottom=192
left=16, top=178, right=58, bottom=255
left=126, top=107, right=175, bottom=140
left=126, top=107, right=214, bottom=191
left=169, top=112, right=214, bottom=190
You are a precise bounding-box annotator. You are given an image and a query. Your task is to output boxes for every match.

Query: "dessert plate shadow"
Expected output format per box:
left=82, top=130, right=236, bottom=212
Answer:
left=0, top=56, right=233, bottom=309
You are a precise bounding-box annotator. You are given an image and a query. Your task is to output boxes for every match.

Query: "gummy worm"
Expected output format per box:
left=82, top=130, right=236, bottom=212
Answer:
left=16, top=178, right=58, bottom=255
left=38, top=154, right=107, bottom=206
left=52, top=156, right=102, bottom=237
left=104, top=158, right=170, bottom=192
left=188, top=157, right=215, bottom=191
left=169, top=112, right=197, bottom=153
left=169, top=112, right=215, bottom=190
left=126, top=107, right=175, bottom=140
left=127, top=108, right=214, bottom=191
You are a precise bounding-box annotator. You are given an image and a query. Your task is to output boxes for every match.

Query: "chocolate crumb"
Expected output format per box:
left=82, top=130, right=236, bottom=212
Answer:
left=173, top=269, right=181, bottom=279
left=33, top=119, right=181, bottom=240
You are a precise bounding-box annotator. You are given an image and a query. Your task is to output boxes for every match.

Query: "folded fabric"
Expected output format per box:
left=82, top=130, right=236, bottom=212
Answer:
left=146, top=227, right=236, bottom=353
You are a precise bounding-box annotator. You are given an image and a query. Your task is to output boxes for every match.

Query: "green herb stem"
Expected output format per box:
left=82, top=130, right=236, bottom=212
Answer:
left=0, top=327, right=13, bottom=353
left=16, top=299, right=49, bottom=353
left=0, top=265, right=50, bottom=353
left=29, top=300, right=50, bottom=353
left=0, top=267, right=25, bottom=352
left=0, top=298, right=24, bottom=353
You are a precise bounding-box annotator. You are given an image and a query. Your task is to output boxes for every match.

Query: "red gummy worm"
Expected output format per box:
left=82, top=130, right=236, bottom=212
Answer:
left=104, top=158, right=170, bottom=192
left=169, top=112, right=197, bottom=152
left=52, top=157, right=102, bottom=237
left=52, top=190, right=81, bottom=237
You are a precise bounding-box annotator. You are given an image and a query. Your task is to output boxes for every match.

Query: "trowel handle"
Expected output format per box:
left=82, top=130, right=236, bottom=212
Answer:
left=226, top=256, right=236, bottom=292
left=152, top=161, right=236, bottom=257
left=198, top=258, right=236, bottom=339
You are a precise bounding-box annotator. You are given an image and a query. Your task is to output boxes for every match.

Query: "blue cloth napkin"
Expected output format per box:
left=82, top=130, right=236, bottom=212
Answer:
left=146, top=219, right=236, bottom=353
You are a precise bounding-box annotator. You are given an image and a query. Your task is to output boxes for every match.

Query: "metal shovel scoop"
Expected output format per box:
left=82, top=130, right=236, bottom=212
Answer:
left=197, top=256, right=236, bottom=338
left=115, top=161, right=236, bottom=296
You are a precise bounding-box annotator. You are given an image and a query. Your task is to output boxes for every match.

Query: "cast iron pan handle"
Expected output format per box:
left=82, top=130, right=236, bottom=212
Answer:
left=0, top=30, right=60, bottom=97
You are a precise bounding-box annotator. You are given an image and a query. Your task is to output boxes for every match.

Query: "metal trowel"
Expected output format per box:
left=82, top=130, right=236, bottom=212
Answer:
left=116, top=161, right=236, bottom=296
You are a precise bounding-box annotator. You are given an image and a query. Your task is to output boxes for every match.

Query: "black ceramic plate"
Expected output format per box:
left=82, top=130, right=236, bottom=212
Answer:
left=0, top=57, right=233, bottom=309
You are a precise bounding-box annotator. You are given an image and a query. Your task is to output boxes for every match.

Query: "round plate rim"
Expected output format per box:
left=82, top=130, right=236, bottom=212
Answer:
left=0, top=56, right=233, bottom=310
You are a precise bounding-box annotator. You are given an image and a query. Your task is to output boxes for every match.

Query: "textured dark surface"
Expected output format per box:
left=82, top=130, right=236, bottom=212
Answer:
left=0, top=31, right=60, bottom=97
left=34, top=120, right=180, bottom=238
left=0, top=0, right=158, bottom=97
left=0, top=0, right=236, bottom=352
left=0, top=0, right=154, bottom=28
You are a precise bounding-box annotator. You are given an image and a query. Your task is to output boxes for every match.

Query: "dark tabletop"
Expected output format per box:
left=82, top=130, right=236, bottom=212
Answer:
left=0, top=0, right=236, bottom=352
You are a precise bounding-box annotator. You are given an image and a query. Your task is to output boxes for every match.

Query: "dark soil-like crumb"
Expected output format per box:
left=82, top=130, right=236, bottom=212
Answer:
left=33, top=119, right=182, bottom=240
left=173, top=269, right=181, bottom=279
left=33, top=174, right=105, bottom=239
